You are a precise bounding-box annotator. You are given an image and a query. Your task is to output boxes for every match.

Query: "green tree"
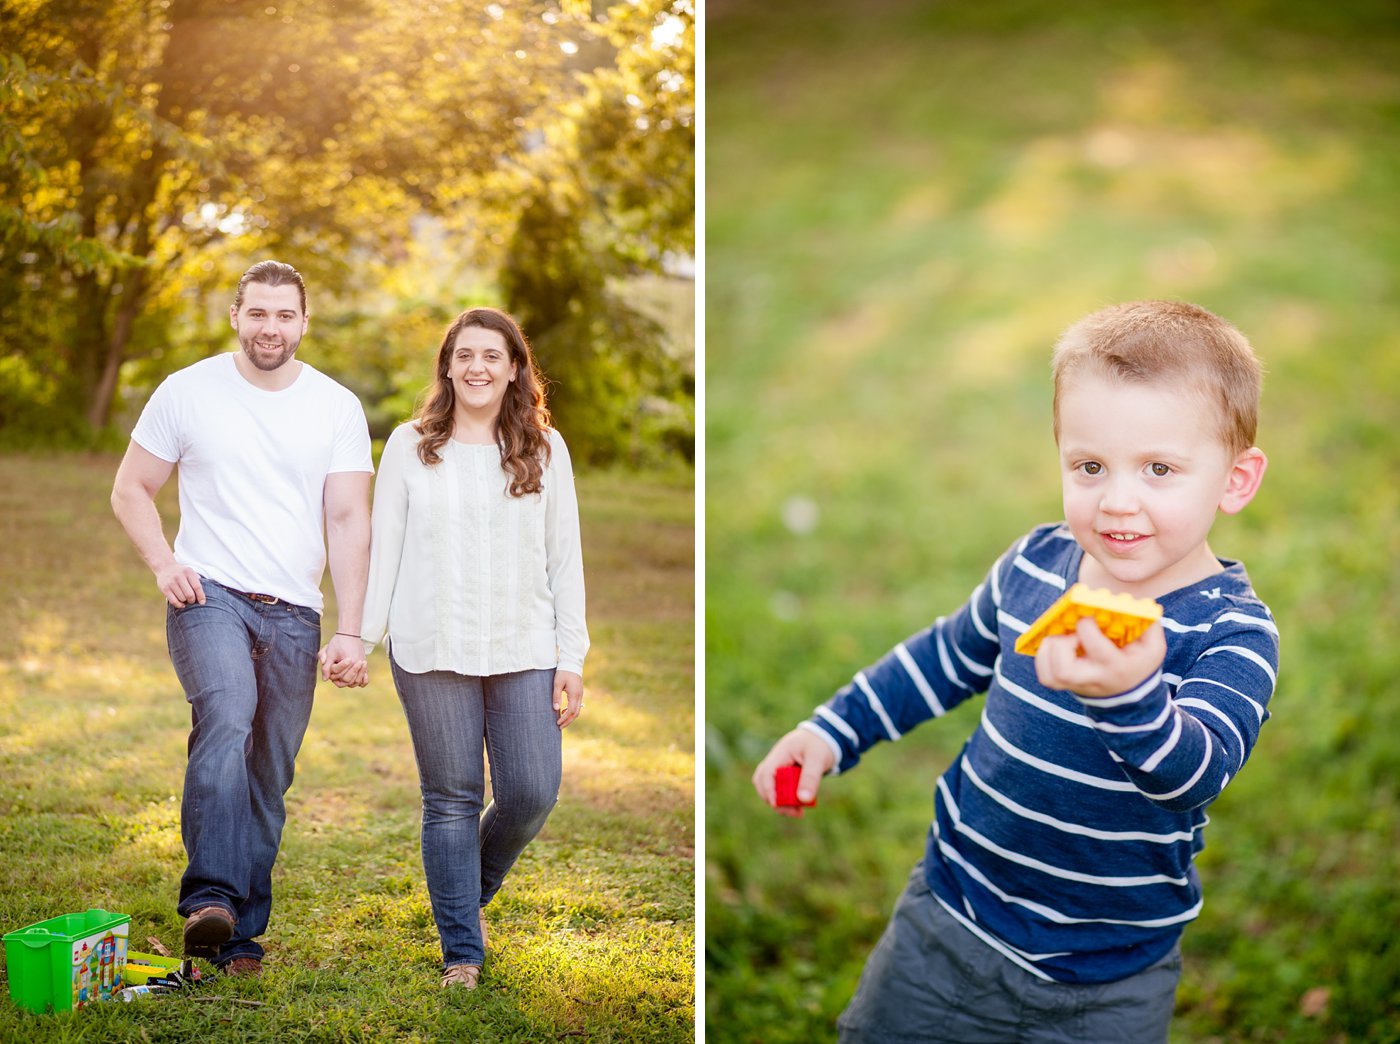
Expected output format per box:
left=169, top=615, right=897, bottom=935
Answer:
left=1, top=0, right=693, bottom=463
left=1, top=0, right=567, bottom=430
left=0, top=5, right=193, bottom=437
left=499, top=0, right=695, bottom=463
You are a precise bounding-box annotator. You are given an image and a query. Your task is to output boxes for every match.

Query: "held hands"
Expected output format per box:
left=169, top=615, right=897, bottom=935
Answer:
left=156, top=563, right=205, bottom=608
left=752, top=728, right=836, bottom=819
left=554, top=670, right=584, bottom=728
left=1033, top=617, right=1166, bottom=698
left=319, top=633, right=369, bottom=688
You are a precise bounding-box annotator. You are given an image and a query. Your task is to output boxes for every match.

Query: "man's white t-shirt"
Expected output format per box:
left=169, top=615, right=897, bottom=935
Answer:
left=131, top=353, right=373, bottom=611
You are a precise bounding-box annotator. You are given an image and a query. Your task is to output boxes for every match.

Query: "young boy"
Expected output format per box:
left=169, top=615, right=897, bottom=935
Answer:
left=753, top=300, right=1278, bottom=1042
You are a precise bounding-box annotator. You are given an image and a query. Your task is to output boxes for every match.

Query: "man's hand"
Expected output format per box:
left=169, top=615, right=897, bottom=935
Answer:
left=1034, top=617, right=1166, bottom=698
left=554, top=670, right=584, bottom=728
left=319, top=633, right=369, bottom=688
left=112, top=440, right=198, bottom=607
left=155, top=562, right=205, bottom=608
left=752, top=727, right=837, bottom=818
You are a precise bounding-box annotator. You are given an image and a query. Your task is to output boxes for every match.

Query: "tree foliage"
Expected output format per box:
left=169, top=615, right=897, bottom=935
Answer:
left=0, top=0, right=693, bottom=462
left=499, top=0, right=695, bottom=463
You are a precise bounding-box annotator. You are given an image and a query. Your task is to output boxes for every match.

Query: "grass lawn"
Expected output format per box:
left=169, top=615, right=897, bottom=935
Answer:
left=0, top=454, right=694, bottom=1042
left=705, top=1, right=1400, bottom=1041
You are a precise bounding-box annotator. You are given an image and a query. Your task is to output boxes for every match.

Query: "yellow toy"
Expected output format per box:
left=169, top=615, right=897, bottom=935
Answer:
left=120, top=951, right=185, bottom=985
left=1014, top=584, right=1163, bottom=656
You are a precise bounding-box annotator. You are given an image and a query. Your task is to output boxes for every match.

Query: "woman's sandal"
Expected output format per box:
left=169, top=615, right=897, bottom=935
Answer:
left=441, top=964, right=481, bottom=989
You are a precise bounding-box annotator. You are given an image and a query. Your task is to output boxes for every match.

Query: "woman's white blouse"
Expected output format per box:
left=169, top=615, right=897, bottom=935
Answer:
left=361, top=423, right=589, bottom=676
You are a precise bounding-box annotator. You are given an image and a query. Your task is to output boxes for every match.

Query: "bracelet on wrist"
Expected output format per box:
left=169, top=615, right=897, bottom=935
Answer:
left=334, top=631, right=361, bottom=639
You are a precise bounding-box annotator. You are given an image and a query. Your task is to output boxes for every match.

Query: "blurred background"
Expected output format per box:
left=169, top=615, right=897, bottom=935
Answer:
left=705, top=1, right=1399, bottom=1041
left=1, top=0, right=694, bottom=466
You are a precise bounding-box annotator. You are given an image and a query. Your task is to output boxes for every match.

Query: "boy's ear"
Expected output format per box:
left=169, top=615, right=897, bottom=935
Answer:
left=1219, top=447, right=1267, bottom=515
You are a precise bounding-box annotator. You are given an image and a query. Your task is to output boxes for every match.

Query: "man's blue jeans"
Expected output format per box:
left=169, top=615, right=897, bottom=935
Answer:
left=390, top=654, right=562, bottom=969
left=166, top=579, right=320, bottom=964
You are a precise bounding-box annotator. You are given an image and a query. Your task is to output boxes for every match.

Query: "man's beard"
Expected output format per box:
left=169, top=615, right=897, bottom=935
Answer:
left=238, top=333, right=299, bottom=371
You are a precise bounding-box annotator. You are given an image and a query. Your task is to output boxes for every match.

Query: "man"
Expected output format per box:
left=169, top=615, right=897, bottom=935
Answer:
left=111, top=260, right=372, bottom=977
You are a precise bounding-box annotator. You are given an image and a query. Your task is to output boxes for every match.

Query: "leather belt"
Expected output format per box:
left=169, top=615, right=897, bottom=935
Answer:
left=234, top=590, right=280, bottom=604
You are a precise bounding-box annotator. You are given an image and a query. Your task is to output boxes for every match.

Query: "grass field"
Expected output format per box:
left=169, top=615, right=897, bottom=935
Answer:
left=705, top=1, right=1400, bottom=1041
left=0, top=455, right=694, bottom=1042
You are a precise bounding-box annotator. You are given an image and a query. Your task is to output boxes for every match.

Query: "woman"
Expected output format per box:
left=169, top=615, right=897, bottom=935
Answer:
left=360, top=307, right=588, bottom=989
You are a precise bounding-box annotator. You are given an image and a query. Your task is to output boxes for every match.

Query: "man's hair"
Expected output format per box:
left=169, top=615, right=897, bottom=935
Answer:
left=233, top=260, right=307, bottom=316
left=1052, top=300, right=1262, bottom=456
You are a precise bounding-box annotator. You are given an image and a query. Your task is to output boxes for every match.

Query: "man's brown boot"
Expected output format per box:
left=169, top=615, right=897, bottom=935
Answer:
left=183, top=905, right=235, bottom=959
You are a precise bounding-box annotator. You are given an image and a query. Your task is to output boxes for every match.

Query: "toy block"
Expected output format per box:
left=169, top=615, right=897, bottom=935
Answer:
left=1014, top=583, right=1162, bottom=656
left=122, top=951, right=197, bottom=987
left=774, top=764, right=816, bottom=808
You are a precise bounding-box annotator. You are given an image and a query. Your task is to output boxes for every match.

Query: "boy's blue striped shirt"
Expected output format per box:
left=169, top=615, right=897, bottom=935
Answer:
left=803, top=523, right=1279, bottom=984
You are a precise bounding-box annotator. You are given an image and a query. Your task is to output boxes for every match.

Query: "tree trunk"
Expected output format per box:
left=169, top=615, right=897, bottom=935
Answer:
left=87, top=269, right=147, bottom=430
left=85, top=138, right=166, bottom=430
left=65, top=145, right=113, bottom=418
left=67, top=11, right=177, bottom=431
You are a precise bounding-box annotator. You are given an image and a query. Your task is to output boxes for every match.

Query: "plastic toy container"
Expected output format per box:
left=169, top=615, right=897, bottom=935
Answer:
left=3, top=909, right=130, bottom=1013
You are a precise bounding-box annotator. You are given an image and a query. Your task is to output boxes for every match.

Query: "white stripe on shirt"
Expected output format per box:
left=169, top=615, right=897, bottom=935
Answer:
left=894, top=642, right=945, bottom=716
left=855, top=671, right=902, bottom=741
left=995, top=664, right=1094, bottom=728
left=935, top=627, right=973, bottom=692
left=969, top=583, right=997, bottom=642
left=1139, top=730, right=1214, bottom=801
left=1082, top=671, right=1161, bottom=710
left=932, top=801, right=1203, bottom=925
left=1201, top=644, right=1276, bottom=687
left=815, top=704, right=860, bottom=746
left=1014, top=554, right=1068, bottom=590
left=1175, top=693, right=1246, bottom=752
left=960, top=758, right=1196, bottom=843
left=1138, top=713, right=1185, bottom=773
left=980, top=714, right=1138, bottom=792
left=1216, top=611, right=1279, bottom=635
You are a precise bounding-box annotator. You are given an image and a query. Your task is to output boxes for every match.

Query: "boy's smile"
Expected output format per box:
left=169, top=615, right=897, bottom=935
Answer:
left=1057, top=373, right=1266, bottom=600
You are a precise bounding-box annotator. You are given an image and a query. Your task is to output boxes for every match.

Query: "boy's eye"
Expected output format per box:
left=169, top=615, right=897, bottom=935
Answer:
left=1148, top=463, right=1171, bottom=477
left=1081, top=462, right=1103, bottom=476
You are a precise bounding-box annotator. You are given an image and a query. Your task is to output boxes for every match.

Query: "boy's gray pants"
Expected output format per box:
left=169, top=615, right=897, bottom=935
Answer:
left=837, top=863, right=1180, bottom=1044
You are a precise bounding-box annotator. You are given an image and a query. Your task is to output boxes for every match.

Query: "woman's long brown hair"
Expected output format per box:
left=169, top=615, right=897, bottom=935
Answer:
left=413, top=308, right=552, bottom=496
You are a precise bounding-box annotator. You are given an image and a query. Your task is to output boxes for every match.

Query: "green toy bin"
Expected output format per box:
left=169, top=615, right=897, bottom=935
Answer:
left=3, top=909, right=130, bottom=1013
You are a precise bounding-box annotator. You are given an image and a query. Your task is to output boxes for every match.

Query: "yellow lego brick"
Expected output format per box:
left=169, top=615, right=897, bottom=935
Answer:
left=1014, top=583, right=1163, bottom=656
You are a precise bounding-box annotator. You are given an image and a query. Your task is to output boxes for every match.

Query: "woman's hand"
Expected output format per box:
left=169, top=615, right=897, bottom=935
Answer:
left=554, top=670, right=584, bottom=727
left=319, top=633, right=369, bottom=688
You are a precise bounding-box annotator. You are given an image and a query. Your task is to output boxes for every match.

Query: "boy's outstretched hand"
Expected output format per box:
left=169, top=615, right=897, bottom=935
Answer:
left=1034, top=616, right=1166, bottom=699
left=752, top=728, right=837, bottom=818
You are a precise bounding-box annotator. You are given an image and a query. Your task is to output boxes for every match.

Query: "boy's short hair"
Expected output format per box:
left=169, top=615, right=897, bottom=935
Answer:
left=1052, top=300, right=1262, bottom=456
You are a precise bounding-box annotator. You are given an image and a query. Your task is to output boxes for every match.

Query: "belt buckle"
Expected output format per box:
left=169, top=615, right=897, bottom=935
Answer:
left=246, top=591, right=279, bottom=604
